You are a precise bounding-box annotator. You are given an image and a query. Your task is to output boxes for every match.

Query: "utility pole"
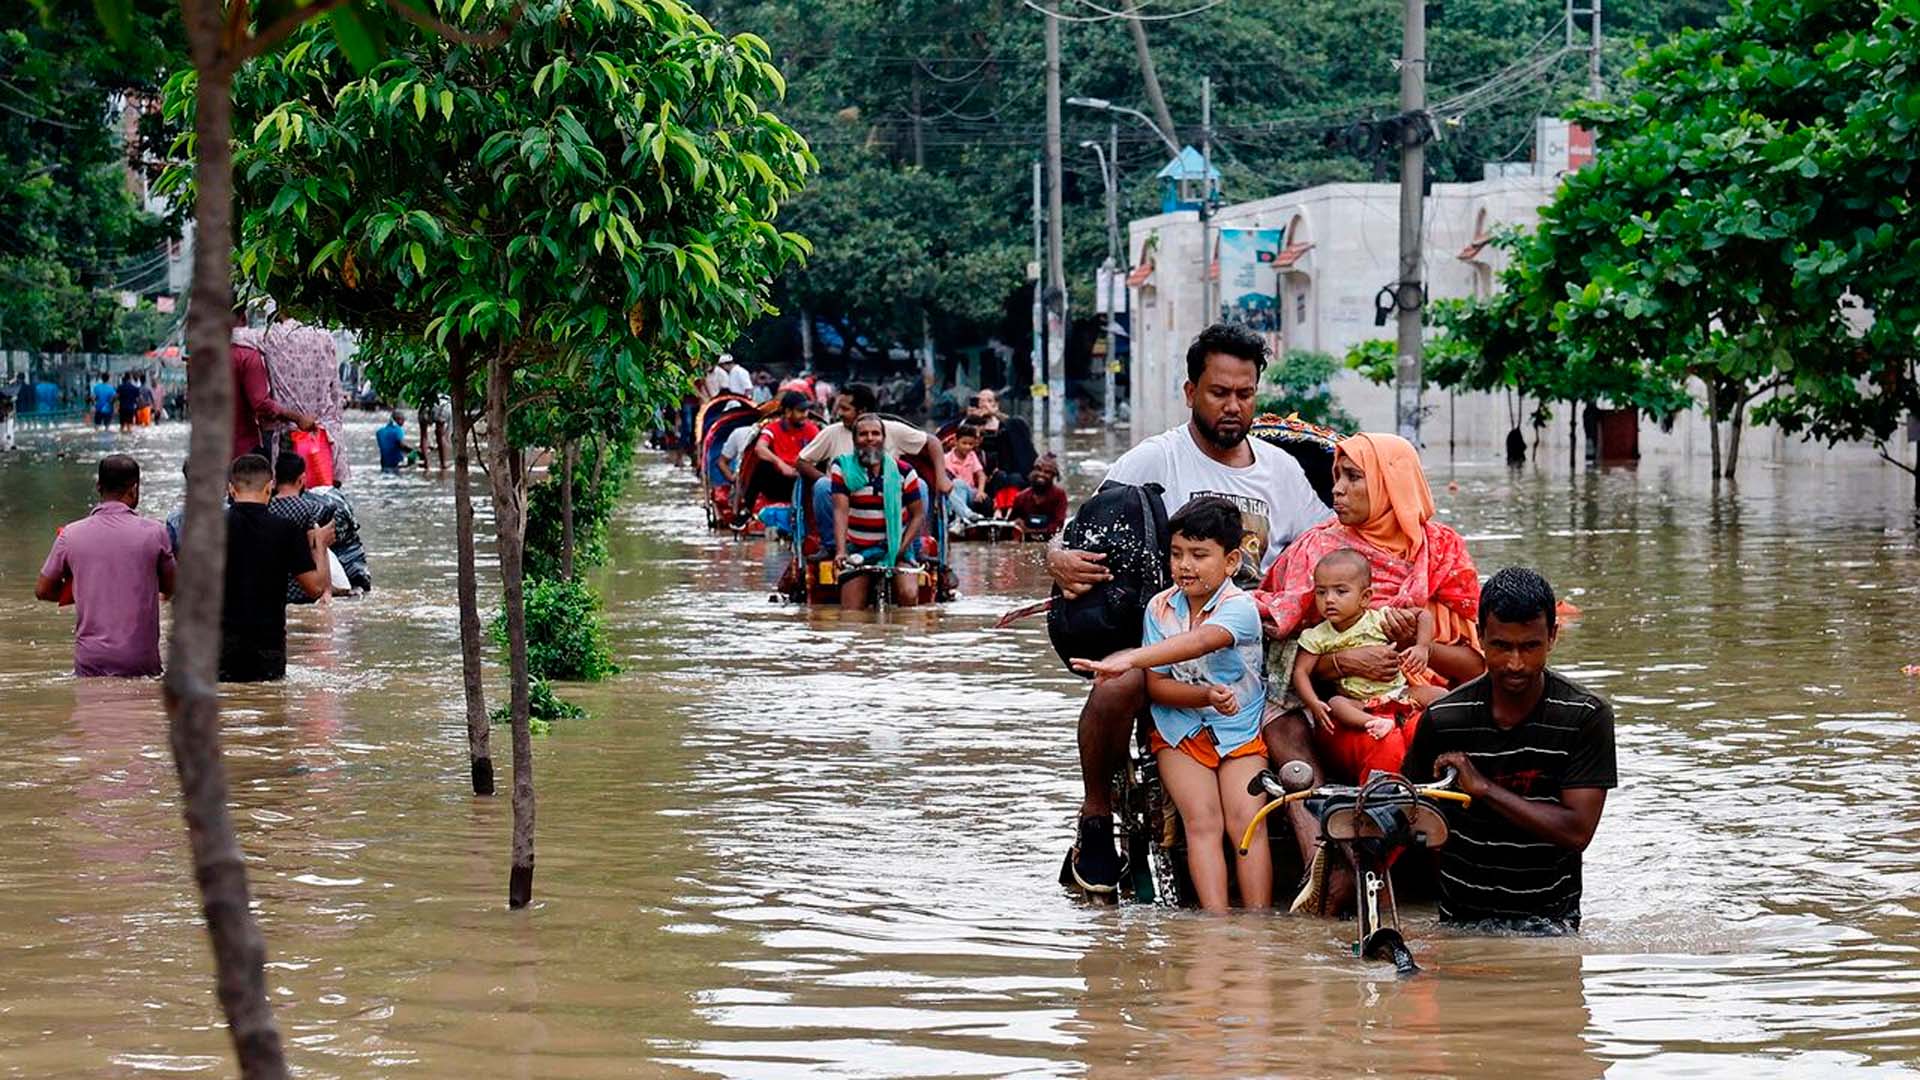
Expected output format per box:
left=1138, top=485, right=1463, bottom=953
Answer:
left=1393, top=0, right=1427, bottom=445
left=913, top=75, right=934, bottom=388
left=1083, top=129, right=1121, bottom=427
left=1105, top=121, right=1120, bottom=427
left=1031, top=158, right=1044, bottom=418
left=1588, top=0, right=1604, bottom=97
left=1044, top=0, right=1068, bottom=445
left=1200, top=75, right=1214, bottom=326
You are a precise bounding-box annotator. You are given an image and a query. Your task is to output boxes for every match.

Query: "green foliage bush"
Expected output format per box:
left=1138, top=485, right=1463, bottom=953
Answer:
left=491, top=577, right=619, bottom=683
left=489, top=677, right=584, bottom=735
left=1258, top=350, right=1356, bottom=432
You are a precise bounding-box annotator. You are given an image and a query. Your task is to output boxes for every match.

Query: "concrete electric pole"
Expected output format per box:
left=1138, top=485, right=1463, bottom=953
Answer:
left=1393, top=0, right=1427, bottom=445
left=1200, top=75, right=1213, bottom=327
left=1044, top=0, right=1068, bottom=445
left=1031, top=158, right=1044, bottom=413
left=1082, top=130, right=1121, bottom=428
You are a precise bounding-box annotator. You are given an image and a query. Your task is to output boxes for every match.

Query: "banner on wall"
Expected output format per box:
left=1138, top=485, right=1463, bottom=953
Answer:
left=1216, top=227, right=1283, bottom=332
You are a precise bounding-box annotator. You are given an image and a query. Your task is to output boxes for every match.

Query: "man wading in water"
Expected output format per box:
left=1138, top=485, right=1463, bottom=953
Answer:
left=1050, top=324, right=1330, bottom=895
left=1400, top=567, right=1617, bottom=933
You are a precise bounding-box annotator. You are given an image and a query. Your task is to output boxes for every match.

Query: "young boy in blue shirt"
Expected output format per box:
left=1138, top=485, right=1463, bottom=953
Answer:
left=1072, top=496, right=1271, bottom=912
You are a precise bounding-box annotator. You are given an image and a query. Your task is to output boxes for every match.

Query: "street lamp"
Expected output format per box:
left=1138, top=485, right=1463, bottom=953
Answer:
left=1079, top=137, right=1122, bottom=427
left=1067, top=96, right=1181, bottom=159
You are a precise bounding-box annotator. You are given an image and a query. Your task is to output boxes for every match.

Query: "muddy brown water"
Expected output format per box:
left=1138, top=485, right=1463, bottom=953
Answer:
left=1, top=416, right=1917, bottom=1078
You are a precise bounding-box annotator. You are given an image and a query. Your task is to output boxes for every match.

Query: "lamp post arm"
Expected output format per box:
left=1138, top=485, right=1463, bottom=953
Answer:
left=1111, top=104, right=1180, bottom=157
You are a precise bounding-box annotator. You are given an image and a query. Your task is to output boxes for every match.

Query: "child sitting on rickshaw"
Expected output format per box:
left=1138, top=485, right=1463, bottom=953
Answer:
left=1290, top=548, right=1449, bottom=782
left=1070, top=497, right=1271, bottom=912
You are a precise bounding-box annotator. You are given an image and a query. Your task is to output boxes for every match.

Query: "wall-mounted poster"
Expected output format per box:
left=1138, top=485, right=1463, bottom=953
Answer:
left=1217, top=227, right=1283, bottom=332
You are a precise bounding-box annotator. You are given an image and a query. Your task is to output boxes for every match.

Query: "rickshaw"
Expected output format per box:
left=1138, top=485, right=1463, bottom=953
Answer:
left=693, top=394, right=762, bottom=529
left=773, top=425, right=958, bottom=608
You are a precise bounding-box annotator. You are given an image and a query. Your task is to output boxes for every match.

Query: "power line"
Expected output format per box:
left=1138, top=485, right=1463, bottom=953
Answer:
left=1027, top=0, right=1228, bottom=21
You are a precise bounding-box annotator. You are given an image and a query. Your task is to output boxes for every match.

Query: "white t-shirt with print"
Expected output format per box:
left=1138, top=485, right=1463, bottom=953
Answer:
left=1102, top=423, right=1330, bottom=576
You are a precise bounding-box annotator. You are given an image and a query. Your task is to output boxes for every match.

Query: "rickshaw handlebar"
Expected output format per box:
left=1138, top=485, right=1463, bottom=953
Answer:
left=1236, top=768, right=1469, bottom=857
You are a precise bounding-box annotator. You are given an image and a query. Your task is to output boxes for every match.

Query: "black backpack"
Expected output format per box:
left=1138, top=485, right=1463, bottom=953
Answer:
left=1047, top=481, right=1171, bottom=674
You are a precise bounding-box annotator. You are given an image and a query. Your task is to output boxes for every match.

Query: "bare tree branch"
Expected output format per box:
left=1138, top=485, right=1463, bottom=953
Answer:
left=389, top=0, right=523, bottom=47
left=1879, top=449, right=1918, bottom=477
left=227, top=0, right=351, bottom=71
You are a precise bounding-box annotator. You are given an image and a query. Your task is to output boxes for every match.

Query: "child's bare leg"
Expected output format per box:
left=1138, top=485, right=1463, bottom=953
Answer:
left=1217, top=753, right=1273, bottom=909
left=1327, top=696, right=1375, bottom=730
left=1407, top=684, right=1448, bottom=707
left=838, top=571, right=870, bottom=610
left=1157, top=748, right=1230, bottom=912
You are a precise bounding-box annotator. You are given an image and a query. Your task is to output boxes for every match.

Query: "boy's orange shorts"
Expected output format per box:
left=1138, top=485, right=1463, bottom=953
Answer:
left=1149, top=729, right=1266, bottom=770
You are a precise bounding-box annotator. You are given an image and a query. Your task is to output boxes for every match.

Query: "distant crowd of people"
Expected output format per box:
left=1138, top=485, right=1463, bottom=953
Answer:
left=31, top=311, right=386, bottom=686
left=36, top=446, right=372, bottom=684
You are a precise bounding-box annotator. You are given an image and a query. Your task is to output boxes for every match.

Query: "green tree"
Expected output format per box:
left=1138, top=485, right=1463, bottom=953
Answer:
left=1257, top=349, right=1354, bottom=431
left=1444, top=0, right=1919, bottom=490
left=695, top=0, right=1723, bottom=377
left=89, top=2, right=520, bottom=1077
left=208, top=0, right=810, bottom=913
left=2, top=4, right=178, bottom=353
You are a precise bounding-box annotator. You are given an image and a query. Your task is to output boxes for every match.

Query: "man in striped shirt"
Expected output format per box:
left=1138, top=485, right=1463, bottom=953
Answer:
left=829, top=414, right=927, bottom=609
left=1401, top=567, right=1616, bottom=932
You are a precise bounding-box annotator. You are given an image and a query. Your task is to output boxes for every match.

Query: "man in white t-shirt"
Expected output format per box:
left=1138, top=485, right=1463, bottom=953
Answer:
left=1050, top=323, right=1333, bottom=895
left=795, top=382, right=949, bottom=552
left=703, top=353, right=753, bottom=398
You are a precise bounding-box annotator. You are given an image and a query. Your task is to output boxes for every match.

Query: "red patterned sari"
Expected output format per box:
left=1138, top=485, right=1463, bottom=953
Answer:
left=1253, top=433, right=1482, bottom=782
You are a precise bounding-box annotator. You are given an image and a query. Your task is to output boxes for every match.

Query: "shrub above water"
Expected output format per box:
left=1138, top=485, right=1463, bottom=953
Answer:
left=492, top=577, right=620, bottom=683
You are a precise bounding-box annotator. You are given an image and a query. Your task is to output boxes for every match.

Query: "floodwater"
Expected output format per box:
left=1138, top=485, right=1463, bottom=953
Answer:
left=1, top=415, right=1918, bottom=1079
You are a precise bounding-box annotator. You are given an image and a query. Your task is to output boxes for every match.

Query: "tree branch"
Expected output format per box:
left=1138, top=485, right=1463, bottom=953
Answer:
left=1737, top=375, right=1788, bottom=408
left=229, top=0, right=351, bottom=71
left=390, top=0, right=523, bottom=47
left=1879, top=449, right=1918, bottom=477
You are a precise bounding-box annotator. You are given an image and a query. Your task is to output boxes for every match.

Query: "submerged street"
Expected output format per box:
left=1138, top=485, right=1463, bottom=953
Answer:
left=1, top=416, right=1917, bottom=1077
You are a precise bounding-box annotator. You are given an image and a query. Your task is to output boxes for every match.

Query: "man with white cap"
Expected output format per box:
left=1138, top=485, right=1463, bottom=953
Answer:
left=704, top=353, right=753, bottom=398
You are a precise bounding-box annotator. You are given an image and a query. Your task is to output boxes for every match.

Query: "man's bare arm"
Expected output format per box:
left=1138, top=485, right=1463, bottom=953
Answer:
left=1437, top=752, right=1609, bottom=850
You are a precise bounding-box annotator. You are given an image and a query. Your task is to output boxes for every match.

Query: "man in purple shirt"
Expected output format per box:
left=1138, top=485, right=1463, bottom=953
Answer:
left=35, top=455, right=177, bottom=677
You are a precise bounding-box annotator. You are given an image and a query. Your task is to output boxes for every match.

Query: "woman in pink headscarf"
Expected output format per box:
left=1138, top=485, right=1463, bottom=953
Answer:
left=1257, top=432, right=1485, bottom=782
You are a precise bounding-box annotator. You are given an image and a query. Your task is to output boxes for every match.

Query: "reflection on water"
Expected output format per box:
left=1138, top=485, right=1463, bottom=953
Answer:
left=0, top=418, right=1917, bottom=1077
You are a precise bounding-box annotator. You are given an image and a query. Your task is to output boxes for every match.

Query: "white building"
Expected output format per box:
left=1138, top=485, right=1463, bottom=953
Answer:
left=1124, top=174, right=1914, bottom=469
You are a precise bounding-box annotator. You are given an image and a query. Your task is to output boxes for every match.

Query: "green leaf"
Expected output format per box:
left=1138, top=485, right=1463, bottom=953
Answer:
left=307, top=238, right=346, bottom=274
left=439, top=89, right=455, bottom=122
left=91, top=0, right=133, bottom=45
left=329, top=6, right=384, bottom=74
left=409, top=241, right=426, bottom=274
left=414, top=83, right=428, bottom=122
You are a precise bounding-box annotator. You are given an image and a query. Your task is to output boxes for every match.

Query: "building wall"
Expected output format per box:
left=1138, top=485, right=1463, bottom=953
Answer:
left=1125, top=178, right=1916, bottom=471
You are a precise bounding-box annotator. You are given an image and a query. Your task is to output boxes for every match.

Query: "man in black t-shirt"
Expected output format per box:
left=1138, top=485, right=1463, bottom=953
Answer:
left=1402, top=567, right=1617, bottom=932
left=220, top=454, right=326, bottom=682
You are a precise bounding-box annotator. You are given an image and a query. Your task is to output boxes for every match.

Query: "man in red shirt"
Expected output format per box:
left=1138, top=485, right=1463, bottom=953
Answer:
left=1010, top=457, right=1069, bottom=539
left=736, top=390, right=820, bottom=517
left=230, top=314, right=314, bottom=462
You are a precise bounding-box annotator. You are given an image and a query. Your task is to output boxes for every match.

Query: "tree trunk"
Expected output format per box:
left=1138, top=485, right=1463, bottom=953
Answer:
left=1706, top=379, right=1722, bottom=478
left=1726, top=387, right=1747, bottom=478
left=1568, top=399, right=1577, bottom=474
left=590, top=436, right=607, bottom=494
left=162, top=53, right=290, bottom=1080
left=1126, top=0, right=1180, bottom=150
left=799, top=306, right=814, bottom=364
left=449, top=344, right=492, bottom=796
left=560, top=439, right=577, bottom=581
left=485, top=347, right=535, bottom=909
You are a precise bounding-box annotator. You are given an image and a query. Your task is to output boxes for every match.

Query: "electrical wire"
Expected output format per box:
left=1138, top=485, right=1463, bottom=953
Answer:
left=1022, top=0, right=1228, bottom=23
